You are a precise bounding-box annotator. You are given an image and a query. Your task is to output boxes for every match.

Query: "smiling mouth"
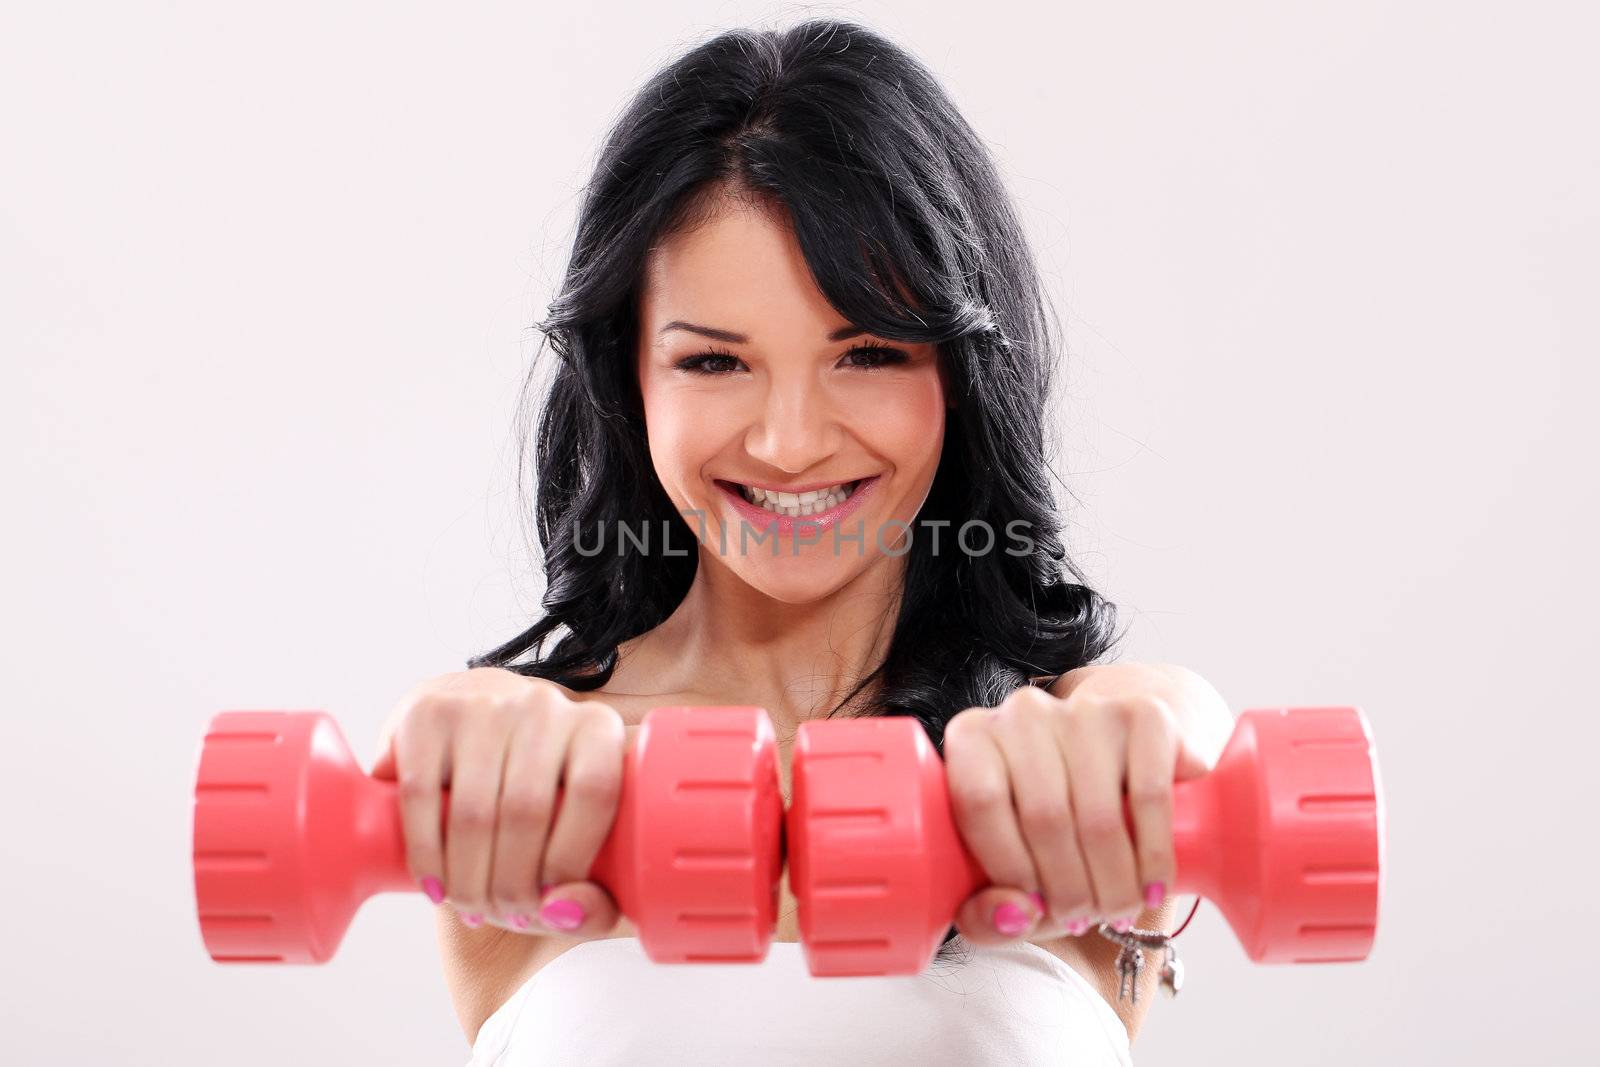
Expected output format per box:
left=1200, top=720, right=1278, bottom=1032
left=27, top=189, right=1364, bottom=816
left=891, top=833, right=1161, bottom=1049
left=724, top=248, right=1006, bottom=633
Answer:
left=715, top=478, right=868, bottom=518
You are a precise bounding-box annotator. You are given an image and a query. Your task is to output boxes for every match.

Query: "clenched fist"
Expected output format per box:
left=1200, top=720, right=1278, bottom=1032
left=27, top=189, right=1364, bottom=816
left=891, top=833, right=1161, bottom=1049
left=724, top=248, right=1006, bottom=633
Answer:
left=369, top=667, right=627, bottom=939
left=942, top=663, right=1223, bottom=945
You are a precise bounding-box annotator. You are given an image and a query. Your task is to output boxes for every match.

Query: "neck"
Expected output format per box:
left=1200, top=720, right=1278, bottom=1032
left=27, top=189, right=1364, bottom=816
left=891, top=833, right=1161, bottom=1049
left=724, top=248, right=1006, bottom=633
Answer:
left=625, top=548, right=906, bottom=737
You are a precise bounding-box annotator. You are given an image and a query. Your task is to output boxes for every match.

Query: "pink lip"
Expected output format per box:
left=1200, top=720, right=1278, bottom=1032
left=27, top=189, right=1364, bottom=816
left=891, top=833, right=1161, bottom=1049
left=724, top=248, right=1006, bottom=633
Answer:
left=715, top=475, right=881, bottom=540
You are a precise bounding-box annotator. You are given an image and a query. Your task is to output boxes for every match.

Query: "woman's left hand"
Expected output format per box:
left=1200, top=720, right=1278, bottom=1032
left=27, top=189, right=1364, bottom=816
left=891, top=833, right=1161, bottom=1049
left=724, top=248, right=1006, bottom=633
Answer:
left=942, top=662, right=1222, bottom=946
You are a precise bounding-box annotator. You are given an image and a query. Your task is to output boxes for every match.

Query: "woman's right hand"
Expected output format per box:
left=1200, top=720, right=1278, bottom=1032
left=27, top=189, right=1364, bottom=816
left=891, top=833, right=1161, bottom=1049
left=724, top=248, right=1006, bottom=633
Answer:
left=369, top=666, right=626, bottom=939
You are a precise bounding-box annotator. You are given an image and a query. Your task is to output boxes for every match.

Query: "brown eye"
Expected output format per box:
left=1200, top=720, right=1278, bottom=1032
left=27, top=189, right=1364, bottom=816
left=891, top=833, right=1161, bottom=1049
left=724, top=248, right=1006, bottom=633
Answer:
left=841, top=345, right=909, bottom=369
left=675, top=348, right=743, bottom=375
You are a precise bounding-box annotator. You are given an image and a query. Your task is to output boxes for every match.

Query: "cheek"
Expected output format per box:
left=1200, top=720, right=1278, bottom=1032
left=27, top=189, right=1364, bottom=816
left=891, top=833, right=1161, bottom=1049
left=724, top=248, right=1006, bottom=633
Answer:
left=853, top=373, right=946, bottom=473
left=640, top=377, right=732, bottom=492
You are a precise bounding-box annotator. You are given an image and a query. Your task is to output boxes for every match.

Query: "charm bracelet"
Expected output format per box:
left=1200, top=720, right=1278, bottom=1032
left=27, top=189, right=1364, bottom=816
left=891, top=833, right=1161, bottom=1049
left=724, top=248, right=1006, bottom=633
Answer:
left=1094, top=897, right=1202, bottom=1004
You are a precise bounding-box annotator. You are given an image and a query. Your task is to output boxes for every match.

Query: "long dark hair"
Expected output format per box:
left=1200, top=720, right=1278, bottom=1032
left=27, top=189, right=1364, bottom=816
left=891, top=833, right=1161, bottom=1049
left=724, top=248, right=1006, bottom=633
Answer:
left=469, top=17, right=1124, bottom=959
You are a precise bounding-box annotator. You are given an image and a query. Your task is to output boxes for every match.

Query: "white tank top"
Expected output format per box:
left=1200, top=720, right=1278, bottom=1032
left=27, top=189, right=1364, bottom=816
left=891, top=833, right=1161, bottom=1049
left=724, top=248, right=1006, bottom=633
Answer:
left=464, top=936, right=1134, bottom=1066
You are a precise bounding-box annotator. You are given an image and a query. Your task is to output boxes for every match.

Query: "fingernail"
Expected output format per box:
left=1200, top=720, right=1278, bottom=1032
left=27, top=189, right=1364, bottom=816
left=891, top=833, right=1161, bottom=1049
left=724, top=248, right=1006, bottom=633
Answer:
left=507, top=912, right=532, bottom=931
left=540, top=898, right=585, bottom=932
left=1065, top=918, right=1092, bottom=936
left=539, top=882, right=553, bottom=896
left=461, top=912, right=483, bottom=928
left=420, top=877, right=445, bottom=905
left=992, top=902, right=1031, bottom=937
left=1112, top=917, right=1132, bottom=933
left=1027, top=891, right=1047, bottom=917
left=1144, top=881, right=1165, bottom=909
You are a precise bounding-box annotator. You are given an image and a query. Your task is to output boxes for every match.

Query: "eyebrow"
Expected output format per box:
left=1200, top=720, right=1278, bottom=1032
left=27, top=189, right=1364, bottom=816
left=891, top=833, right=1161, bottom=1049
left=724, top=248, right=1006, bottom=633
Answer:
left=659, top=320, right=867, bottom=344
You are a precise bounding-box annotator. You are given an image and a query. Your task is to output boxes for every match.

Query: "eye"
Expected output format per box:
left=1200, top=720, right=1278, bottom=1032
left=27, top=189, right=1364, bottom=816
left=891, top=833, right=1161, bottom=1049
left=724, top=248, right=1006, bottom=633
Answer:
left=674, top=346, right=745, bottom=375
left=840, top=344, right=909, bottom=370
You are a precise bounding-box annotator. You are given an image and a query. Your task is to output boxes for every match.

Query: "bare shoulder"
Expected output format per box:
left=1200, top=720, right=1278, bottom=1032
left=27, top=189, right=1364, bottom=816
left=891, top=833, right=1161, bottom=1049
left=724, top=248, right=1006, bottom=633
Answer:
left=556, top=635, right=662, bottom=716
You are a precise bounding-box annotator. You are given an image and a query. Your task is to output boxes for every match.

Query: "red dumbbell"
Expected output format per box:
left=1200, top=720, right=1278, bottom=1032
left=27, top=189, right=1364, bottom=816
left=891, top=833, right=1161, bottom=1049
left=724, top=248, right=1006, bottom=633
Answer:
left=194, top=703, right=1385, bottom=978
left=192, top=706, right=783, bottom=964
left=787, top=706, right=1384, bottom=976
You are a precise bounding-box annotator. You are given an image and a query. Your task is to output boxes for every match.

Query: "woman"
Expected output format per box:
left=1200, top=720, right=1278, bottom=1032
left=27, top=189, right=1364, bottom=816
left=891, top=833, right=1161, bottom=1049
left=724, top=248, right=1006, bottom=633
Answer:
left=373, top=18, right=1236, bottom=1065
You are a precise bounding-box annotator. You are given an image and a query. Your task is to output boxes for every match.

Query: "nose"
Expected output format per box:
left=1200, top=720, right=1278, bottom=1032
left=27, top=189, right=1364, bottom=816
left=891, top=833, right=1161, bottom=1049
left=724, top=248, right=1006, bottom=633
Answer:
left=743, top=375, right=844, bottom=474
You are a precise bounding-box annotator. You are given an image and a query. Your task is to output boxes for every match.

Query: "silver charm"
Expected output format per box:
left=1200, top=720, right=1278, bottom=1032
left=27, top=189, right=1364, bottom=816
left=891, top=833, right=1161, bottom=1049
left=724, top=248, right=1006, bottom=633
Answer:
left=1115, top=941, right=1145, bottom=1002
left=1096, top=923, right=1185, bottom=1004
left=1159, top=942, right=1183, bottom=997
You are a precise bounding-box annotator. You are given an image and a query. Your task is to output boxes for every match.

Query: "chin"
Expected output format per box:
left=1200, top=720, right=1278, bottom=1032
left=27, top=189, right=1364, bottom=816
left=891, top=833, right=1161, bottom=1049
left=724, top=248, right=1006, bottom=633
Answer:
left=721, top=552, right=865, bottom=605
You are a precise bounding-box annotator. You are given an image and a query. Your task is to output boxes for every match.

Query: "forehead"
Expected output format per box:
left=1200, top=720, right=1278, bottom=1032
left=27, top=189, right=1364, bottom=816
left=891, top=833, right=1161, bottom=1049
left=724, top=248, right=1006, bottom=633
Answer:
left=639, top=198, right=849, bottom=338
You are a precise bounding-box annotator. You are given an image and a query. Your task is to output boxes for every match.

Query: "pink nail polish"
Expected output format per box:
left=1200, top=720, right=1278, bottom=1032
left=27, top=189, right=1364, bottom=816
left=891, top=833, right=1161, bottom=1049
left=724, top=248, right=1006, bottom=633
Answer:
left=992, top=902, right=1030, bottom=937
left=461, top=912, right=483, bottom=928
left=420, top=877, right=445, bottom=905
left=507, top=912, right=532, bottom=930
left=1065, top=918, right=1091, bottom=936
left=539, top=883, right=553, bottom=896
left=1027, top=891, right=1047, bottom=916
left=1112, top=917, right=1132, bottom=933
left=540, top=898, right=585, bottom=932
left=1144, top=881, right=1165, bottom=909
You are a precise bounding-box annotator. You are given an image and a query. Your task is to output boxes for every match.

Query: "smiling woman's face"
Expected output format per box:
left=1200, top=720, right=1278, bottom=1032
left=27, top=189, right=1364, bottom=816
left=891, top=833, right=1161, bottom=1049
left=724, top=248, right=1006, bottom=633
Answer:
left=636, top=193, right=948, bottom=604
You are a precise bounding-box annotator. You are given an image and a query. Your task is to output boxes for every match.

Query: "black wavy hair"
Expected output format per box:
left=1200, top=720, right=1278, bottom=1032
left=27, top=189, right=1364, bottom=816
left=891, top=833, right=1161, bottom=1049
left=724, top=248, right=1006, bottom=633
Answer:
left=468, top=17, right=1125, bottom=960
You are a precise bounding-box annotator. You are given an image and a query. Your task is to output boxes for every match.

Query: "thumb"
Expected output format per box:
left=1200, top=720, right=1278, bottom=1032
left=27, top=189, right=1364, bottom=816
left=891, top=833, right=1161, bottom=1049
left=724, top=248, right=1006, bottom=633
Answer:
left=535, top=880, right=621, bottom=940
left=952, top=884, right=1047, bottom=947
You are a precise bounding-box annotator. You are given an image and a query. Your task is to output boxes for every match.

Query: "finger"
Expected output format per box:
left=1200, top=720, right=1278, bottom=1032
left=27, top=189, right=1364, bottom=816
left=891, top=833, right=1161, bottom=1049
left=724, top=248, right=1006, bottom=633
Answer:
left=953, top=884, right=1046, bottom=945
left=1174, top=734, right=1212, bottom=781
left=1125, top=712, right=1177, bottom=918
left=371, top=682, right=419, bottom=779
left=537, top=708, right=626, bottom=922
left=1061, top=713, right=1143, bottom=926
left=443, top=719, right=511, bottom=926
left=392, top=703, right=451, bottom=904
left=986, top=697, right=1096, bottom=932
left=486, top=714, right=565, bottom=930
left=534, top=879, right=620, bottom=940
left=944, top=712, right=1036, bottom=892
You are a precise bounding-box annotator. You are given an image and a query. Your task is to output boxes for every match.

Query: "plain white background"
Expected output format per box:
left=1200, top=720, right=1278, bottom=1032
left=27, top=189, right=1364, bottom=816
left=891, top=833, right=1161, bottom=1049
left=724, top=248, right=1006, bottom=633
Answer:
left=4, top=1, right=1595, bottom=1063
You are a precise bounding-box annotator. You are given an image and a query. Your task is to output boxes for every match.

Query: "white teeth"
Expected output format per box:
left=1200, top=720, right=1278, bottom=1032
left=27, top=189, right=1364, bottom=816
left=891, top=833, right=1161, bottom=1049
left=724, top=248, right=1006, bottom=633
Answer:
left=737, top=480, right=859, bottom=517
